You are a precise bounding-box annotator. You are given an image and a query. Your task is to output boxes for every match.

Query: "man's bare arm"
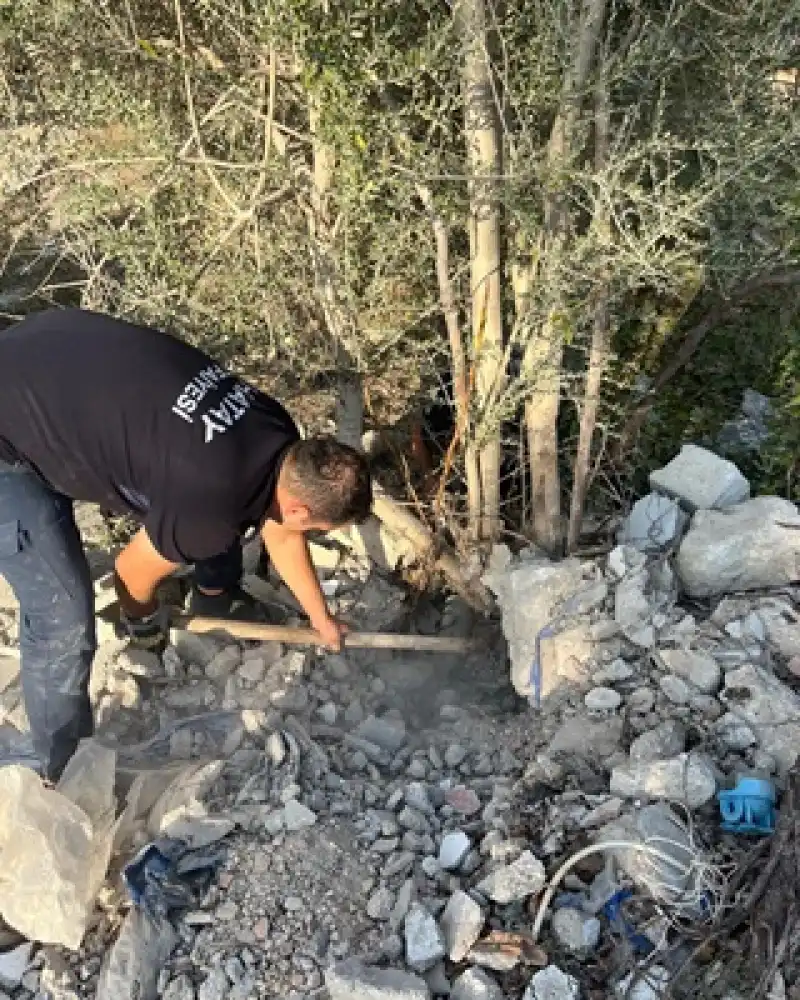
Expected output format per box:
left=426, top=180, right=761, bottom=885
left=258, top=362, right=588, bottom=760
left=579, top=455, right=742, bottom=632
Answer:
left=261, top=520, right=328, bottom=623
left=114, top=527, right=179, bottom=618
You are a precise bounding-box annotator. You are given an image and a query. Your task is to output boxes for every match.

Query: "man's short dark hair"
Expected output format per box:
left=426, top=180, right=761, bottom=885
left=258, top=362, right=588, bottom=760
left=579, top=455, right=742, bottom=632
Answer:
left=284, top=437, right=372, bottom=524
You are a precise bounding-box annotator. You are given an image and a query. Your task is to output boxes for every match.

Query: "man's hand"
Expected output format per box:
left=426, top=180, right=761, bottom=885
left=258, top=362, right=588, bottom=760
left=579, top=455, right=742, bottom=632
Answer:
left=115, top=527, right=179, bottom=618
left=311, top=612, right=349, bottom=651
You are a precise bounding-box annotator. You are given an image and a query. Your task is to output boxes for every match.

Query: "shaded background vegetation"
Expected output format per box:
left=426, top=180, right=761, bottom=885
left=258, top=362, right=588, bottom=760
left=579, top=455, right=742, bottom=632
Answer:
left=1, top=0, right=798, bottom=554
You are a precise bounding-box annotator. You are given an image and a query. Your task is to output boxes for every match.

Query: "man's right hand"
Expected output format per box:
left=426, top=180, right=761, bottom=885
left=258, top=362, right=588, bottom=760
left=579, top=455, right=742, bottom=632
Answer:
left=311, top=612, right=349, bottom=651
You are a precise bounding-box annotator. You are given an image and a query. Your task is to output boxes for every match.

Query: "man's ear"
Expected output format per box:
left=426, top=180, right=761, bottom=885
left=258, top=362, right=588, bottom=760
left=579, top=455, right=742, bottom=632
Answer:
left=282, top=499, right=312, bottom=525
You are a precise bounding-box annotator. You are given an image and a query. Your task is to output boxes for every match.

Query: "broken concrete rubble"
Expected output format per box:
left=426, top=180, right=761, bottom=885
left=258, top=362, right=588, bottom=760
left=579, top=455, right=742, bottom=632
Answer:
left=551, top=908, right=600, bottom=957
left=0, top=942, right=32, bottom=990
left=721, top=664, right=800, bottom=772
left=610, top=752, right=717, bottom=808
left=677, top=496, right=800, bottom=596
left=548, top=715, right=623, bottom=761
left=523, top=966, right=579, bottom=1000
left=619, top=492, right=688, bottom=551
left=405, top=904, right=446, bottom=972
left=326, top=960, right=431, bottom=1000
left=650, top=444, right=750, bottom=511
left=657, top=647, right=721, bottom=694
left=440, top=891, right=484, bottom=962
left=439, top=831, right=472, bottom=870
left=451, top=968, right=504, bottom=1000
left=584, top=686, right=622, bottom=711
left=629, top=720, right=686, bottom=763
left=477, top=851, right=546, bottom=904
left=482, top=552, right=589, bottom=697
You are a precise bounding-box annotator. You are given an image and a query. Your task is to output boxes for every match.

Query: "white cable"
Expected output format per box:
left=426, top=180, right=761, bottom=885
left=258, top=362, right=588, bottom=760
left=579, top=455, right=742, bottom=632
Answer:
left=530, top=840, right=708, bottom=942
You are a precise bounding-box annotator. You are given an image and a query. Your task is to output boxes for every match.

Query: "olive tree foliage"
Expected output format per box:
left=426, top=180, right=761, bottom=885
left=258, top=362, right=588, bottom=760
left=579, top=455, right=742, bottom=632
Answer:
left=0, top=0, right=798, bottom=557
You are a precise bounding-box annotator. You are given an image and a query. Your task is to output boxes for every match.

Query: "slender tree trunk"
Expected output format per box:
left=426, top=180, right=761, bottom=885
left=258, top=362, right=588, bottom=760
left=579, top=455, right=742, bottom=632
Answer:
left=307, top=98, right=364, bottom=448
left=416, top=184, right=481, bottom=528
left=455, top=0, right=504, bottom=541
left=520, top=0, right=607, bottom=555
left=567, top=69, right=610, bottom=552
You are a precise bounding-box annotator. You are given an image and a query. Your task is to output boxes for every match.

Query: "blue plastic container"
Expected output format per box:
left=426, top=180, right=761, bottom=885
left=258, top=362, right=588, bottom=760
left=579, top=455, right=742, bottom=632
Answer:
left=718, top=777, right=776, bottom=835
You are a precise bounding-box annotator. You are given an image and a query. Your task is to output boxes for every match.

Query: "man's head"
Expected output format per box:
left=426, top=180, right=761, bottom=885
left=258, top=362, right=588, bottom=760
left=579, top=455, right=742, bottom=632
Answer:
left=275, top=436, right=373, bottom=532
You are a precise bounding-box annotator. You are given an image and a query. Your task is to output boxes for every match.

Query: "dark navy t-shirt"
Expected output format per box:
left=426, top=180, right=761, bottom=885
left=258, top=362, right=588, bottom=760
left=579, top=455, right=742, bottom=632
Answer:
left=0, top=309, right=299, bottom=562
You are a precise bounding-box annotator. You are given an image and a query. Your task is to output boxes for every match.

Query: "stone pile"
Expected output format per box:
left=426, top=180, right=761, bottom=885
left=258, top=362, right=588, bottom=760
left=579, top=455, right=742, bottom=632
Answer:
left=0, top=444, right=796, bottom=1000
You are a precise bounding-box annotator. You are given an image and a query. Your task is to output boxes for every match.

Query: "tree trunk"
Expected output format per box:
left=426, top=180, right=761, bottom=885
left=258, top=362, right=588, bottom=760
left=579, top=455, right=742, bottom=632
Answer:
left=520, top=0, right=607, bottom=555
left=567, top=68, right=610, bottom=553
left=307, top=97, right=364, bottom=448
left=455, top=0, right=504, bottom=541
left=416, top=183, right=481, bottom=529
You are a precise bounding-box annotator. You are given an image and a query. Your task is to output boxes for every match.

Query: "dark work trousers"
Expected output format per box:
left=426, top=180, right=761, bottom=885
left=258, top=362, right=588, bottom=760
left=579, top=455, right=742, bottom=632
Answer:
left=0, top=461, right=244, bottom=780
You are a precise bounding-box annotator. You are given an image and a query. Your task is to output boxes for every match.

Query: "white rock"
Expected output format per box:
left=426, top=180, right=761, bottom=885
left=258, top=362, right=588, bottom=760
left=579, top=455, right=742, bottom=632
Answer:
left=650, top=445, right=750, bottom=511
left=676, top=497, right=800, bottom=597
left=440, top=891, right=484, bottom=962
left=237, top=657, right=266, bottom=684
left=318, top=701, right=339, bottom=725
left=115, top=647, right=162, bottom=678
left=629, top=720, right=686, bottom=763
left=477, top=850, right=546, bottom=904
left=592, top=658, right=635, bottom=684
left=367, top=887, right=395, bottom=921
left=265, top=731, right=287, bottom=765
left=0, top=943, right=32, bottom=990
left=659, top=674, right=691, bottom=705
left=584, top=687, right=622, bottom=711
left=715, top=713, right=757, bottom=750
left=619, top=492, right=688, bottom=551
left=326, top=959, right=430, bottom=1000
left=614, top=569, right=656, bottom=649
left=659, top=648, right=721, bottom=694
left=204, top=643, right=242, bottom=679
left=282, top=799, right=317, bottom=832
left=615, top=966, right=670, bottom=1000
left=451, top=969, right=504, bottom=1000
left=551, top=908, right=601, bottom=956
left=523, top=966, right=579, bottom=1000
left=482, top=556, right=589, bottom=697
left=439, top=832, right=472, bottom=870
left=610, top=753, right=717, bottom=808
left=721, top=664, right=800, bottom=772
left=607, top=544, right=646, bottom=579
left=764, top=612, right=800, bottom=659
left=405, top=904, right=446, bottom=972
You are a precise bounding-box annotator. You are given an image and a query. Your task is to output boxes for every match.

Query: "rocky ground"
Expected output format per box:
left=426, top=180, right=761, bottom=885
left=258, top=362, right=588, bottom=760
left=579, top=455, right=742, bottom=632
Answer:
left=0, top=444, right=798, bottom=1000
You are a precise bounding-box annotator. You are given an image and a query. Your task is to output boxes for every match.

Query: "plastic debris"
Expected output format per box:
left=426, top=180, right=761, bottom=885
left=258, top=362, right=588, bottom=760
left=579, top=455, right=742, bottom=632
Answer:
left=602, top=889, right=655, bottom=956
left=98, top=838, right=225, bottom=1000
left=123, top=838, right=225, bottom=918
left=0, top=741, right=117, bottom=949
left=96, top=909, right=178, bottom=1000
left=718, top=776, right=777, bottom=835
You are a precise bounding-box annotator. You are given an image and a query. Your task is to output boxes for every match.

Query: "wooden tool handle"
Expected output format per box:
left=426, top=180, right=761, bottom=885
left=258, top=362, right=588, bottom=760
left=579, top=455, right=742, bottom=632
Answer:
left=171, top=614, right=473, bottom=653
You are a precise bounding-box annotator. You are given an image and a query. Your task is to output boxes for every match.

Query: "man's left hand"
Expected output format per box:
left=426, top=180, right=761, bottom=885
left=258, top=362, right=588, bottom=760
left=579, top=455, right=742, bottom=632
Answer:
left=311, top=613, right=349, bottom=651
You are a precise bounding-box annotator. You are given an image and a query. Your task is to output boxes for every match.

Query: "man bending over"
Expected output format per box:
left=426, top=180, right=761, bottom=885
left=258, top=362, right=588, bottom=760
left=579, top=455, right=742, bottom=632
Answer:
left=0, top=308, right=372, bottom=780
